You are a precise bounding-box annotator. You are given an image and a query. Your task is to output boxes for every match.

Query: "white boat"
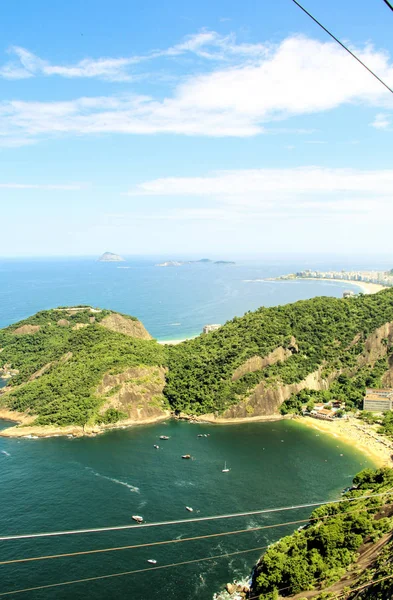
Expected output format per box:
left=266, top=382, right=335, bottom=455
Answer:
left=153, top=444, right=159, bottom=449
left=186, top=506, right=193, bottom=512
left=147, top=559, right=157, bottom=564
left=222, top=462, right=230, bottom=473
left=159, top=435, right=170, bottom=440
left=132, top=515, right=143, bottom=523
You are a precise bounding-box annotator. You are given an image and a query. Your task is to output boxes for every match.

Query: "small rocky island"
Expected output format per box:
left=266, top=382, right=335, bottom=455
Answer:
left=156, top=258, right=235, bottom=267
left=98, top=252, right=125, bottom=262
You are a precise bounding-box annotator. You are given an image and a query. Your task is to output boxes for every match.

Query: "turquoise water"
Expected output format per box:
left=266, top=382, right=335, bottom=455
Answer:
left=0, top=419, right=374, bottom=599
left=0, top=256, right=388, bottom=339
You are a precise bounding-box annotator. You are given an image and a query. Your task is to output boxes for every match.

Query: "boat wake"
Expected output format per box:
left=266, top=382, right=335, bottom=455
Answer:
left=1, top=450, right=10, bottom=456
left=86, top=468, right=140, bottom=493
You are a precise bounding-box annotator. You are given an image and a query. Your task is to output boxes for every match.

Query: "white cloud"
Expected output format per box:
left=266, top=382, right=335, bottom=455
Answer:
left=125, top=167, right=393, bottom=197
left=371, top=112, right=391, bottom=129
left=0, top=32, right=268, bottom=82
left=1, top=34, right=393, bottom=142
left=118, top=166, right=393, bottom=231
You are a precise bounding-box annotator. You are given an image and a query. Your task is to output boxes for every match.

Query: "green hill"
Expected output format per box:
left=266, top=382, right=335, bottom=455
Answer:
left=164, top=289, right=393, bottom=416
left=251, top=467, right=393, bottom=599
left=1, top=289, right=393, bottom=429
left=0, top=307, right=167, bottom=427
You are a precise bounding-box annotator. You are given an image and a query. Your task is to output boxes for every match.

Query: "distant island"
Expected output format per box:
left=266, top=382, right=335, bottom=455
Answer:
left=156, top=258, right=235, bottom=267
left=98, top=252, right=125, bottom=262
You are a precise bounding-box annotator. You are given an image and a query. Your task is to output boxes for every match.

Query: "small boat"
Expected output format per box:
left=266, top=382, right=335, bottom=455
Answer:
left=182, top=454, right=191, bottom=459
left=132, top=515, right=143, bottom=523
left=159, top=436, right=170, bottom=440
left=147, top=559, right=157, bottom=564
left=186, top=506, right=193, bottom=512
left=222, top=461, right=230, bottom=473
left=153, top=444, right=159, bottom=449
left=197, top=434, right=204, bottom=437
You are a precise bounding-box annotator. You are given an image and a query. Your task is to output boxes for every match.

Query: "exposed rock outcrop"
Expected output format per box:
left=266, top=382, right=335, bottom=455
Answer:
left=99, top=314, right=152, bottom=340
left=231, top=338, right=298, bottom=382
left=218, top=323, right=393, bottom=419
left=223, top=366, right=336, bottom=419
left=382, top=354, right=393, bottom=387
left=57, top=319, right=70, bottom=327
left=357, top=321, right=393, bottom=366
left=29, top=363, right=52, bottom=381
left=12, top=324, right=40, bottom=335
left=97, top=365, right=168, bottom=420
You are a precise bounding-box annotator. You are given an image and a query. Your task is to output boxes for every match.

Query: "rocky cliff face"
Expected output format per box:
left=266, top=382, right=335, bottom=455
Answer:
left=99, top=313, right=152, bottom=340
left=357, top=322, right=393, bottom=366
left=231, top=339, right=298, bottom=382
left=222, top=366, right=336, bottom=418
left=220, top=323, right=393, bottom=419
left=97, top=365, right=168, bottom=420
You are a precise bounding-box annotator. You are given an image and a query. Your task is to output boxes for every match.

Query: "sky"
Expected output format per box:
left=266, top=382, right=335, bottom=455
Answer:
left=0, top=0, right=392, bottom=258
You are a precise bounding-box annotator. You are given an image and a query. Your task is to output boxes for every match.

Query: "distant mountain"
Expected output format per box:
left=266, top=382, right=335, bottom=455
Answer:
left=156, top=258, right=235, bottom=267
left=98, top=252, right=125, bottom=262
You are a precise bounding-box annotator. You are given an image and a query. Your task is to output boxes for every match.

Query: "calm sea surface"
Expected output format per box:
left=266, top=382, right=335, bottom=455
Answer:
left=0, top=256, right=386, bottom=598
left=0, top=255, right=390, bottom=339
left=0, top=420, right=374, bottom=599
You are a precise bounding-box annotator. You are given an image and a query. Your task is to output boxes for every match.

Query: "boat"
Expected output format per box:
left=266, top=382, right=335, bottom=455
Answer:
left=222, top=462, right=230, bottom=472
left=147, top=559, right=157, bottom=564
left=182, top=454, right=191, bottom=459
left=132, top=515, right=143, bottom=523
left=186, top=506, right=193, bottom=512
left=153, top=444, right=159, bottom=449
left=197, top=434, right=204, bottom=437
left=159, top=436, right=170, bottom=440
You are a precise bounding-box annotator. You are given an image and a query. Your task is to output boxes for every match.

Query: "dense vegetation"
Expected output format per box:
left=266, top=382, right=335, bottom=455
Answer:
left=253, top=467, right=393, bottom=599
left=2, top=289, right=393, bottom=425
left=280, top=357, right=390, bottom=415
left=165, top=289, right=393, bottom=414
left=0, top=308, right=166, bottom=426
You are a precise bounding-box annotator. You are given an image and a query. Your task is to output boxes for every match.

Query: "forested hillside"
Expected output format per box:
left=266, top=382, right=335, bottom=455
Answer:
left=0, top=307, right=167, bottom=426
left=164, top=289, right=393, bottom=415
left=2, top=290, right=393, bottom=427
left=252, top=467, right=393, bottom=599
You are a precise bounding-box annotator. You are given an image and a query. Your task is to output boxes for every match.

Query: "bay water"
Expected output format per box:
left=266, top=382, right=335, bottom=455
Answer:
left=0, top=419, right=373, bottom=599
left=0, top=256, right=385, bottom=598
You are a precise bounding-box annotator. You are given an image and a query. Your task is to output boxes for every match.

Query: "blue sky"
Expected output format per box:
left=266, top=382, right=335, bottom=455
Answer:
left=0, top=0, right=392, bottom=257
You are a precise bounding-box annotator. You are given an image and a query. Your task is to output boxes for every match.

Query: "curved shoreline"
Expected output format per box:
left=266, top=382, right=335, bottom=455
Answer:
left=0, top=409, right=171, bottom=438
left=296, top=416, right=393, bottom=468
left=2, top=408, right=392, bottom=472
left=278, top=277, right=386, bottom=295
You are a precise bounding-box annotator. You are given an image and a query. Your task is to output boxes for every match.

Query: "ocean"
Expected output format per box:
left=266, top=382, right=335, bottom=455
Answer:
left=0, top=255, right=386, bottom=598
left=0, top=255, right=390, bottom=339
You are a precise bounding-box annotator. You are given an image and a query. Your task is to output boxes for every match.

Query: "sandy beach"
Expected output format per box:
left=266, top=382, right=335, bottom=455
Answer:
left=298, top=416, right=393, bottom=467
left=288, top=278, right=386, bottom=295
left=330, top=279, right=386, bottom=294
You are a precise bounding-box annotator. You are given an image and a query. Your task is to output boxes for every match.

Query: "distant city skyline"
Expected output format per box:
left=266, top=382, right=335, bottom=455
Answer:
left=0, top=0, right=392, bottom=256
